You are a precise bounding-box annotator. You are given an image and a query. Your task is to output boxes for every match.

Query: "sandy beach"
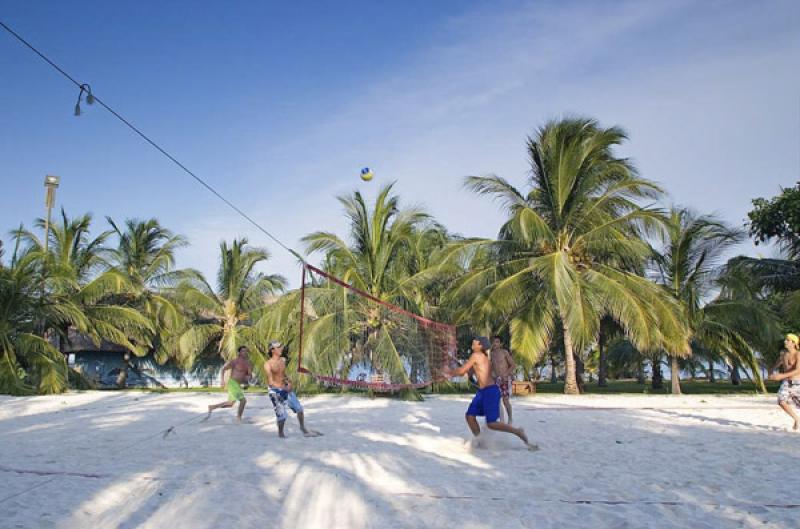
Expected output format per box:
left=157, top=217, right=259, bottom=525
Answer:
left=0, top=391, right=797, bottom=529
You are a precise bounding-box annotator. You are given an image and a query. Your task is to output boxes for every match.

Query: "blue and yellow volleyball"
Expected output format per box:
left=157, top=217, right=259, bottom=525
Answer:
left=360, top=167, right=374, bottom=181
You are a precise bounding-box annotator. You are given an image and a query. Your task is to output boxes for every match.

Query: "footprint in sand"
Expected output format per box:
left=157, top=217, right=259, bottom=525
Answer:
left=303, top=430, right=324, bottom=437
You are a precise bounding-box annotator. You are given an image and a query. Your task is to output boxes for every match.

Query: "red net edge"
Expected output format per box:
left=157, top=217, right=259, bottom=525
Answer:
left=296, top=264, right=458, bottom=389
left=304, top=264, right=456, bottom=331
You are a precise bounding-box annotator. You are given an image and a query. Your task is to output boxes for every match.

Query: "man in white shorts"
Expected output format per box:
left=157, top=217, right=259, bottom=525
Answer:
left=770, top=333, right=800, bottom=431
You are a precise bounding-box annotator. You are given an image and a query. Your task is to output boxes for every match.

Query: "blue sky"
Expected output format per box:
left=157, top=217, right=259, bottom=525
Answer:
left=1, top=0, right=798, bottom=286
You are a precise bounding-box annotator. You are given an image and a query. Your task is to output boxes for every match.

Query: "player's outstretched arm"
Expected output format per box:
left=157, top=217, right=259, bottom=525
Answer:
left=447, top=354, right=477, bottom=378
left=219, top=361, right=232, bottom=388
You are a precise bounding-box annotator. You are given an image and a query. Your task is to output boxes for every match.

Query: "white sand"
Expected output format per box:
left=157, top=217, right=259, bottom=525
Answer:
left=0, top=391, right=797, bottom=529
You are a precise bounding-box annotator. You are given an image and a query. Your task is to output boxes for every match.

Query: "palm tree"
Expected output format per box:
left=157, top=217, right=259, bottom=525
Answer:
left=301, top=183, right=446, bottom=386
left=177, top=239, right=286, bottom=369
left=106, top=218, right=191, bottom=383
left=725, top=255, right=800, bottom=370
left=0, top=250, right=86, bottom=394
left=452, top=117, right=688, bottom=394
left=14, top=212, right=153, bottom=384
left=651, top=208, right=772, bottom=393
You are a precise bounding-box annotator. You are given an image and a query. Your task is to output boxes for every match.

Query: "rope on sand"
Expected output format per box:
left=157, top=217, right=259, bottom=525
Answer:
left=393, top=492, right=800, bottom=509
left=4, top=468, right=796, bottom=511
left=116, top=410, right=210, bottom=451
left=0, top=477, right=56, bottom=505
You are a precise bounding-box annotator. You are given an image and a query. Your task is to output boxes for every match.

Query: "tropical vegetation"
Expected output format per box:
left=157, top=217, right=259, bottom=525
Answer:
left=1, top=117, right=793, bottom=396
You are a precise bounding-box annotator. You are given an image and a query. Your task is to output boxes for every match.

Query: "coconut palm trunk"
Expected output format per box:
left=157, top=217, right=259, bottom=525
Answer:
left=598, top=328, right=608, bottom=387
left=670, top=356, right=682, bottom=394
left=730, top=363, right=741, bottom=385
left=636, top=358, right=646, bottom=384
left=117, top=356, right=129, bottom=388
left=562, top=318, right=579, bottom=394
left=652, top=357, right=663, bottom=389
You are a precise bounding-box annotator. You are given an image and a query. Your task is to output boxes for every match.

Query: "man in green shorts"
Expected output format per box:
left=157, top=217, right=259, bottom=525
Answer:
left=205, top=345, right=252, bottom=423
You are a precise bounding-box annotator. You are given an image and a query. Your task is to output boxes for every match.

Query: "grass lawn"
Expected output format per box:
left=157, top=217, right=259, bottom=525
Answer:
left=534, top=379, right=779, bottom=395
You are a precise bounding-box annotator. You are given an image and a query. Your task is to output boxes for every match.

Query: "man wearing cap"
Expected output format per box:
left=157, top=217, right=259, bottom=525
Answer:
left=265, top=341, right=316, bottom=438
left=445, top=336, right=534, bottom=449
left=204, top=345, right=252, bottom=423
left=770, top=333, right=800, bottom=430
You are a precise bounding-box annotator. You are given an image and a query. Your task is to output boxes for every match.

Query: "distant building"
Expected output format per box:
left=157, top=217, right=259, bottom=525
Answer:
left=60, top=328, right=223, bottom=388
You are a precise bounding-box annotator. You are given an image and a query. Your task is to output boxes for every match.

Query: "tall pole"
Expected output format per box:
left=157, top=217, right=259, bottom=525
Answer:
left=41, top=175, right=60, bottom=339
left=43, top=175, right=59, bottom=256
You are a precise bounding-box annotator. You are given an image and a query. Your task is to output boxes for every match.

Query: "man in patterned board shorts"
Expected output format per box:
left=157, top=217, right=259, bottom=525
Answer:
left=205, top=346, right=252, bottom=423
left=770, top=333, right=800, bottom=431
left=265, top=341, right=321, bottom=438
left=490, top=336, right=516, bottom=424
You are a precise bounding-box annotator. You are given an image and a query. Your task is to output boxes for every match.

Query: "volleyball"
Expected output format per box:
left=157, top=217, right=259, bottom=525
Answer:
left=360, top=167, right=374, bottom=181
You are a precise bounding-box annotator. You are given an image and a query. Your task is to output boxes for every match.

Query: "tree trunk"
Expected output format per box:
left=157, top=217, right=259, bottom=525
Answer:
left=117, top=354, right=130, bottom=388
left=116, top=365, right=128, bottom=388
left=575, top=353, right=585, bottom=394
left=708, top=359, right=715, bottom=383
left=670, top=356, right=682, bottom=394
left=636, top=358, right=645, bottom=384
left=562, top=321, right=579, bottom=395
left=550, top=354, right=558, bottom=384
left=651, top=357, right=663, bottom=390
left=598, top=329, right=608, bottom=387
left=730, top=363, right=741, bottom=385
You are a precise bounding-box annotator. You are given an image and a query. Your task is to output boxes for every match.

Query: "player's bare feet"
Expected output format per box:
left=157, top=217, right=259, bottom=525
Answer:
left=516, top=427, right=527, bottom=443
left=516, top=428, right=538, bottom=450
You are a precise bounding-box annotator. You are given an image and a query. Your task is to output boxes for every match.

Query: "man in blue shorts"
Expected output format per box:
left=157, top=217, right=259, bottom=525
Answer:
left=445, top=337, right=534, bottom=448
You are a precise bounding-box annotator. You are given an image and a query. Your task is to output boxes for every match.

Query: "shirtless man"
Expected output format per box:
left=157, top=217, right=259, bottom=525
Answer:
left=264, top=341, right=317, bottom=438
left=491, top=336, right=516, bottom=424
left=769, top=334, right=800, bottom=430
left=445, top=336, right=533, bottom=448
left=205, top=345, right=252, bottom=423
